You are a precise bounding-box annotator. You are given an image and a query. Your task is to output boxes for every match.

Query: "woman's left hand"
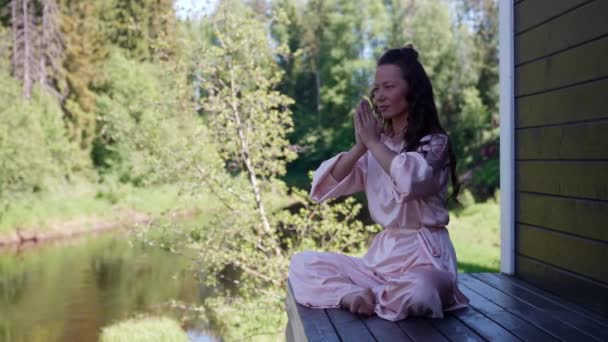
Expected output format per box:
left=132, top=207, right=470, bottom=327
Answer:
left=356, top=99, right=382, bottom=146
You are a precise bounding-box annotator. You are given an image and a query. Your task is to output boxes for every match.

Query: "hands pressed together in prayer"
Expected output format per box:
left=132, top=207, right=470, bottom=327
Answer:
left=354, top=98, right=382, bottom=150
left=353, top=98, right=396, bottom=174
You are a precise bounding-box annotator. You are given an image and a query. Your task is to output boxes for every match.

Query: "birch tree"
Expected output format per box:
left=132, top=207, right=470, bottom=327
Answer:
left=196, top=0, right=296, bottom=259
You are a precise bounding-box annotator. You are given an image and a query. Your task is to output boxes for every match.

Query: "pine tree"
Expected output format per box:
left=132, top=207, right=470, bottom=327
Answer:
left=146, top=0, right=176, bottom=61
left=102, top=0, right=176, bottom=61
left=59, top=0, right=107, bottom=151
left=39, top=0, right=65, bottom=102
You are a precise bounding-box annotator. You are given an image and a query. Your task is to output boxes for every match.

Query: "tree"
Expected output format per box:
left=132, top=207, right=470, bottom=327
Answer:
left=11, top=0, right=39, bottom=99
left=0, top=67, right=75, bottom=195
left=196, top=0, right=296, bottom=259
left=10, top=0, right=64, bottom=100
left=39, top=0, right=64, bottom=101
left=101, top=0, right=177, bottom=61
left=59, top=0, right=107, bottom=154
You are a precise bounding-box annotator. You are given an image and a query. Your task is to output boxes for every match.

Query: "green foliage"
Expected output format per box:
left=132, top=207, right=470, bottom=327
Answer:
left=0, top=25, right=10, bottom=73
left=470, top=158, right=499, bottom=201
left=0, top=72, right=76, bottom=195
left=451, top=87, right=490, bottom=167
left=60, top=0, right=108, bottom=154
left=93, top=48, right=211, bottom=187
left=450, top=195, right=500, bottom=273
left=274, top=187, right=382, bottom=253
left=100, top=0, right=176, bottom=61
left=93, top=49, right=159, bottom=182
left=203, top=289, right=287, bottom=341
left=196, top=0, right=296, bottom=181
left=100, top=316, right=188, bottom=342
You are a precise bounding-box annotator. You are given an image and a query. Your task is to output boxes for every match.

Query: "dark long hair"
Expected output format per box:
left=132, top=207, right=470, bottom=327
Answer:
left=371, top=45, right=461, bottom=204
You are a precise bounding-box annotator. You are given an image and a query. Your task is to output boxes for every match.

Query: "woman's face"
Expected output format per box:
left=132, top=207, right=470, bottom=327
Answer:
left=373, top=64, right=409, bottom=120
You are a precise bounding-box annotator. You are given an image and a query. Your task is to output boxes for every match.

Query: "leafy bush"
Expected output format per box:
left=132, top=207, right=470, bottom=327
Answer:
left=100, top=316, right=188, bottom=342
left=0, top=73, right=77, bottom=195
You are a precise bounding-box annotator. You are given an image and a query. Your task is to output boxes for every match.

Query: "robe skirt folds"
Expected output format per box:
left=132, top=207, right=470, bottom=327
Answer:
left=288, top=133, right=469, bottom=321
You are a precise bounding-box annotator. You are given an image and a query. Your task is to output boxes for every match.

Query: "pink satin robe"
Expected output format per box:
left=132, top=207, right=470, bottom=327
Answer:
left=288, top=133, right=470, bottom=321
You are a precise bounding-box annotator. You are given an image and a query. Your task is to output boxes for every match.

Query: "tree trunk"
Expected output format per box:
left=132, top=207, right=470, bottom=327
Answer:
left=40, top=0, right=64, bottom=102
left=228, top=60, right=282, bottom=258
left=21, top=0, right=33, bottom=99
left=11, top=0, right=38, bottom=100
left=314, top=65, right=321, bottom=127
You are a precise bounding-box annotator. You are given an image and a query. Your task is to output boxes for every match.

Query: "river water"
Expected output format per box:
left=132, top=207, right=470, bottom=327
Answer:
left=0, top=232, right=221, bottom=342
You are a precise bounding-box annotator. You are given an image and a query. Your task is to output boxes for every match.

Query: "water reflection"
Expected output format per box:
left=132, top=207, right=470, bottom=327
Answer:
left=0, top=232, right=219, bottom=342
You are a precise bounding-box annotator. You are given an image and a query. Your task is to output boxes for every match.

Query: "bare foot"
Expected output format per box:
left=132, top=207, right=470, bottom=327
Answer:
left=340, top=288, right=375, bottom=316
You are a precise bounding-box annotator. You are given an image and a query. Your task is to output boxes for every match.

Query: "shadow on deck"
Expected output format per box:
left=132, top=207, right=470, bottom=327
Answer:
left=285, top=273, right=608, bottom=341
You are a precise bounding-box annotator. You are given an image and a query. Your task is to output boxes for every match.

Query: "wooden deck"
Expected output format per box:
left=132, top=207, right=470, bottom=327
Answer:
left=285, top=273, right=608, bottom=341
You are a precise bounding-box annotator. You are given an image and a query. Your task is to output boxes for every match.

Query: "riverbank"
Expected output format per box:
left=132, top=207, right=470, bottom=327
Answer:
left=0, top=182, right=214, bottom=249
left=0, top=207, right=204, bottom=249
left=0, top=208, right=149, bottom=247
left=0, top=180, right=294, bottom=250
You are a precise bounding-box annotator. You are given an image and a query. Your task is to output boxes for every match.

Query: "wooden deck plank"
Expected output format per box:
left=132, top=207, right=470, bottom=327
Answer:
left=459, top=274, right=600, bottom=341
left=448, top=304, right=522, bottom=341
left=397, top=318, right=450, bottom=342
left=361, top=315, right=413, bottom=341
left=286, top=274, right=608, bottom=341
left=472, top=273, right=608, bottom=341
left=494, top=272, right=608, bottom=327
left=285, top=281, right=341, bottom=342
left=458, top=282, right=559, bottom=341
left=326, top=308, right=377, bottom=342
left=429, top=315, right=485, bottom=342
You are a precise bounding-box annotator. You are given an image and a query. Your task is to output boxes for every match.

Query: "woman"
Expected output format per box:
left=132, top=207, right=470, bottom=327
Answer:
left=288, top=45, right=470, bottom=321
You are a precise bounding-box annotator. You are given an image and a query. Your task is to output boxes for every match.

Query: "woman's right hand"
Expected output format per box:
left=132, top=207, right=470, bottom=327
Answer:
left=354, top=99, right=369, bottom=152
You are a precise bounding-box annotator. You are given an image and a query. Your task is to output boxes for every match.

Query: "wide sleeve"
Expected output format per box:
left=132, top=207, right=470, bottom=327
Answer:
left=309, top=152, right=367, bottom=203
left=388, top=134, right=449, bottom=203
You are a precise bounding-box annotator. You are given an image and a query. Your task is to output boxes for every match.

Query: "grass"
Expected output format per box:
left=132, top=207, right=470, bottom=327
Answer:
left=99, top=316, right=188, bottom=342
left=449, top=192, right=501, bottom=273
left=0, top=178, right=295, bottom=236
left=0, top=182, right=194, bottom=234
left=204, top=292, right=287, bottom=342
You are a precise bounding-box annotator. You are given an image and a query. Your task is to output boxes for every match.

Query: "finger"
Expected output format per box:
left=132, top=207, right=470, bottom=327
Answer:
left=366, top=105, right=375, bottom=121
left=361, top=98, right=369, bottom=113
left=361, top=102, right=369, bottom=119
left=364, top=100, right=373, bottom=115
left=360, top=107, right=368, bottom=126
left=360, top=109, right=369, bottom=128
left=364, top=104, right=373, bottom=122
